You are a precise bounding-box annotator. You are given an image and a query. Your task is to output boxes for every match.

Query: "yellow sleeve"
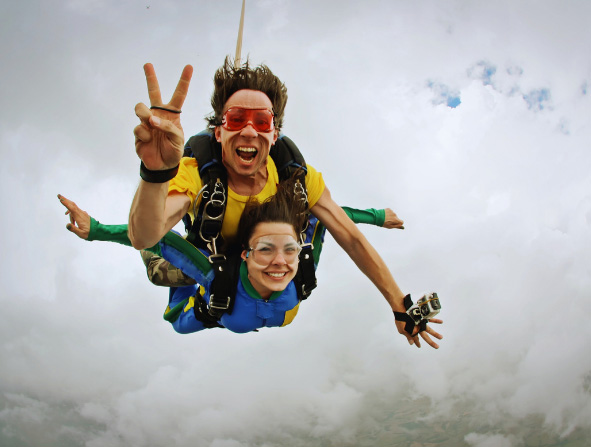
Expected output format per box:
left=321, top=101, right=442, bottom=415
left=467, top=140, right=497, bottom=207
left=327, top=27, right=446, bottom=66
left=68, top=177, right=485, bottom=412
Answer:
left=168, top=157, right=202, bottom=220
left=304, top=163, right=326, bottom=208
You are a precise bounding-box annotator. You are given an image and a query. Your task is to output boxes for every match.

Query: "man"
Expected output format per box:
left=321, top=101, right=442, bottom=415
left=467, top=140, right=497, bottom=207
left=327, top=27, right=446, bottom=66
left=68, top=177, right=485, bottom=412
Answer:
left=129, top=59, right=443, bottom=348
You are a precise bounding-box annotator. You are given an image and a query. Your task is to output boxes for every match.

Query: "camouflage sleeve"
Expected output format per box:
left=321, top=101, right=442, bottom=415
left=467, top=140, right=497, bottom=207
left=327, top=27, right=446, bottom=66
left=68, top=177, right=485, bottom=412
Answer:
left=140, top=250, right=197, bottom=287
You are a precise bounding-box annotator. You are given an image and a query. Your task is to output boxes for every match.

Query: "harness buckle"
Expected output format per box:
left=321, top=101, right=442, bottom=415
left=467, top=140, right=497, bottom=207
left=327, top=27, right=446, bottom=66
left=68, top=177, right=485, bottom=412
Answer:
left=208, top=294, right=232, bottom=311
left=206, top=252, right=234, bottom=318
left=208, top=253, right=227, bottom=265
left=199, top=179, right=226, bottom=244
left=294, top=179, right=308, bottom=207
left=299, top=242, right=314, bottom=259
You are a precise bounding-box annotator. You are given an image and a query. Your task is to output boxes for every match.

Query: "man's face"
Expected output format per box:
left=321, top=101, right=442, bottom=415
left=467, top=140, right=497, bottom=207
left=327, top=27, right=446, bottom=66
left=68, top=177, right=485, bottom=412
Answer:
left=214, top=89, right=278, bottom=179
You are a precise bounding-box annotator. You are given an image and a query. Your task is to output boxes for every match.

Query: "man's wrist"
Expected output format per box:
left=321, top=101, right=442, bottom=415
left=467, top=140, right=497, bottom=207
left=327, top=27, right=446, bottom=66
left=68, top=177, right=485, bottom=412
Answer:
left=139, top=162, right=179, bottom=183
left=389, top=292, right=409, bottom=313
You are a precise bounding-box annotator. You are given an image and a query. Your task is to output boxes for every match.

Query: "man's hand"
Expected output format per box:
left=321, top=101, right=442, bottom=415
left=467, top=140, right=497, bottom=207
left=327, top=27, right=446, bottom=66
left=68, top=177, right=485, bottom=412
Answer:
left=395, top=318, right=443, bottom=349
left=58, top=194, right=91, bottom=240
left=134, top=63, right=193, bottom=171
left=382, top=208, right=404, bottom=229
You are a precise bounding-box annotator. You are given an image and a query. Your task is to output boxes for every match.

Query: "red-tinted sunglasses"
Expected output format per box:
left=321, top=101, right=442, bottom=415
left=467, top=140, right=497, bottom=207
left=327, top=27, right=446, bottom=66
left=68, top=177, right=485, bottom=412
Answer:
left=221, top=107, right=275, bottom=133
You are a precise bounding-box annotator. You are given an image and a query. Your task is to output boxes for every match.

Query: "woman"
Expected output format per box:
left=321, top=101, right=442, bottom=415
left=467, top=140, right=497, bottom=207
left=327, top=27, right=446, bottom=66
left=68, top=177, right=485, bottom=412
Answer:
left=160, top=177, right=314, bottom=333
left=58, top=181, right=399, bottom=334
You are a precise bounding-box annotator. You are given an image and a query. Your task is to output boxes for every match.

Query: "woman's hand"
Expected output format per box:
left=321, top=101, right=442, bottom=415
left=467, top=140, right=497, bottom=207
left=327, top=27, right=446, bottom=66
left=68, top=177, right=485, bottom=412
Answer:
left=58, top=194, right=91, bottom=240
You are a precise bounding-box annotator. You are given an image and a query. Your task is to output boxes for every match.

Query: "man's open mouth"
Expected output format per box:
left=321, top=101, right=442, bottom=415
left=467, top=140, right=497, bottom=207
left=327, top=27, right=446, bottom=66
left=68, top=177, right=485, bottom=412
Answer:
left=236, top=147, right=258, bottom=163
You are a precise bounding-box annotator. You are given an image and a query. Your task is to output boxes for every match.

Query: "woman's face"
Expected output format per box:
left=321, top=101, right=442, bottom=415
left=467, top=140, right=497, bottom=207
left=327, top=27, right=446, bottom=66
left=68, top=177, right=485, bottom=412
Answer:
left=241, top=222, right=300, bottom=299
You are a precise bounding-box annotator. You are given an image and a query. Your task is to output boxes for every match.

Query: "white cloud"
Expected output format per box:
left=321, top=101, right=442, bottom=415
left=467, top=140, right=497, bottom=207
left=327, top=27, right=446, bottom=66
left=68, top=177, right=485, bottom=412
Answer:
left=465, top=433, right=515, bottom=447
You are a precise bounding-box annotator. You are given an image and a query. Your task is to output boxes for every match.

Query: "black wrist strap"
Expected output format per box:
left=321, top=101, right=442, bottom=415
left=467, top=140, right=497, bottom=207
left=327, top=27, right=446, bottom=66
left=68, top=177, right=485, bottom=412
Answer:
left=140, top=162, right=179, bottom=183
left=393, top=294, right=427, bottom=334
left=394, top=311, right=417, bottom=335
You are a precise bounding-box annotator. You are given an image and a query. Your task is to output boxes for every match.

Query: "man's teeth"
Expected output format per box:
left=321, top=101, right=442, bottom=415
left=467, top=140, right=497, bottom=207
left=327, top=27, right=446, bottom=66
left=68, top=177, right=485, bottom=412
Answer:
left=266, top=272, right=287, bottom=278
left=236, top=147, right=257, bottom=163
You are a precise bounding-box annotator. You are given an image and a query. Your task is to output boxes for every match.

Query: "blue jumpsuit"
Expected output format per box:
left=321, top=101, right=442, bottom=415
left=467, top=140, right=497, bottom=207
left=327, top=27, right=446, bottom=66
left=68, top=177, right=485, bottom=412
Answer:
left=158, top=215, right=325, bottom=334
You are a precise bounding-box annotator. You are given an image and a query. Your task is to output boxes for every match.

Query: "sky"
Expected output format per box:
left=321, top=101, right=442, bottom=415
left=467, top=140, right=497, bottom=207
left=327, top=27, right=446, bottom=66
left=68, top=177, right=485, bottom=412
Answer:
left=1, top=0, right=591, bottom=446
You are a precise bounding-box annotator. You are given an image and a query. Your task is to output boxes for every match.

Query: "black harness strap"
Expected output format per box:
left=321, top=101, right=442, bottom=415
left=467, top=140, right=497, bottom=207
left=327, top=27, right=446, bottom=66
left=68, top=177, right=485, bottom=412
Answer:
left=207, top=254, right=233, bottom=319
left=184, top=133, right=228, bottom=250
left=271, top=135, right=316, bottom=299
left=270, top=135, right=308, bottom=198
left=182, top=133, right=235, bottom=320
left=294, top=244, right=316, bottom=299
left=207, top=252, right=240, bottom=318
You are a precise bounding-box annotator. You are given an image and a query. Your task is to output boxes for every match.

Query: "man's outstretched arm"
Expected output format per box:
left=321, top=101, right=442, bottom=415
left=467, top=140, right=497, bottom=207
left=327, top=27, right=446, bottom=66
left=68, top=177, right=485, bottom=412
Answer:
left=311, top=187, right=442, bottom=349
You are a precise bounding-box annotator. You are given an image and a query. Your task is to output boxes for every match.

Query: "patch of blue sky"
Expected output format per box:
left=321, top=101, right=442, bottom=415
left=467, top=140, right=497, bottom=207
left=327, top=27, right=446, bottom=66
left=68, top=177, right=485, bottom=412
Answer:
left=468, top=61, right=497, bottom=86
left=446, top=96, right=461, bottom=108
left=427, top=80, right=461, bottom=108
left=523, top=88, right=550, bottom=110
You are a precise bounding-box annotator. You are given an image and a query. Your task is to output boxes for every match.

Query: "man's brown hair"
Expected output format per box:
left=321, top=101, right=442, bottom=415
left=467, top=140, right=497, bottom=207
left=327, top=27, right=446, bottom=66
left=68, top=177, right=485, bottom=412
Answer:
left=207, top=57, right=288, bottom=131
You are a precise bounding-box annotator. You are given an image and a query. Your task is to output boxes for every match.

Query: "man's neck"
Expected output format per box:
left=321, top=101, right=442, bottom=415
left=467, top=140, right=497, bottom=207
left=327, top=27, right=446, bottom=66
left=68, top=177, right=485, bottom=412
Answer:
left=227, top=166, right=269, bottom=196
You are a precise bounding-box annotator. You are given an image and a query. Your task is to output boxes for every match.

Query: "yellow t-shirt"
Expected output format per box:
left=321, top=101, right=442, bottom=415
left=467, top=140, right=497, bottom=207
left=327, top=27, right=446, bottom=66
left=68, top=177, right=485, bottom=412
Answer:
left=168, top=156, right=325, bottom=245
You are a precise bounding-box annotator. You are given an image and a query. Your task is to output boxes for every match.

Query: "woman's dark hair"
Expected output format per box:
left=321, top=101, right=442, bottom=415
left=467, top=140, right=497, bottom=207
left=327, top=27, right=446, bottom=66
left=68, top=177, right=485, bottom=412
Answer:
left=237, top=175, right=308, bottom=249
left=207, top=57, right=288, bottom=131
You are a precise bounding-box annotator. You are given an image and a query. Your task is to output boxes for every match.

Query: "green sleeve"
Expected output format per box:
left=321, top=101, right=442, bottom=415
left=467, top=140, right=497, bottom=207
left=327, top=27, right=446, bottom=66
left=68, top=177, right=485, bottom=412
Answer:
left=341, top=207, right=386, bottom=227
left=87, top=218, right=162, bottom=256
left=87, top=218, right=130, bottom=244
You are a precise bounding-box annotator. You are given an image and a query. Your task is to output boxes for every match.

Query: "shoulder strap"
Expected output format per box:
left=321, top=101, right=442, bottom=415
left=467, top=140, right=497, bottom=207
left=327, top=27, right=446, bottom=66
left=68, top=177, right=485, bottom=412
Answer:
left=271, top=135, right=308, bottom=208
left=271, top=135, right=316, bottom=300
left=271, top=135, right=307, bottom=177
left=184, top=131, right=228, bottom=249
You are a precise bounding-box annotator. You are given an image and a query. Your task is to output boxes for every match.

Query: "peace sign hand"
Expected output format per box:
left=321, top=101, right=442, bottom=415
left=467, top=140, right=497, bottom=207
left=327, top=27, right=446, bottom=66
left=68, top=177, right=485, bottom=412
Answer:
left=134, top=63, right=193, bottom=171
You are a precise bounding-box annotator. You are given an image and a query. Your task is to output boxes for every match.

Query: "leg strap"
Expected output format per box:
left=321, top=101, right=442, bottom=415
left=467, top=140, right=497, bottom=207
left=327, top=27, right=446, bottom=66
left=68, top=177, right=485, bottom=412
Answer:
left=193, top=292, right=225, bottom=329
left=207, top=254, right=233, bottom=319
left=294, top=243, right=317, bottom=300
